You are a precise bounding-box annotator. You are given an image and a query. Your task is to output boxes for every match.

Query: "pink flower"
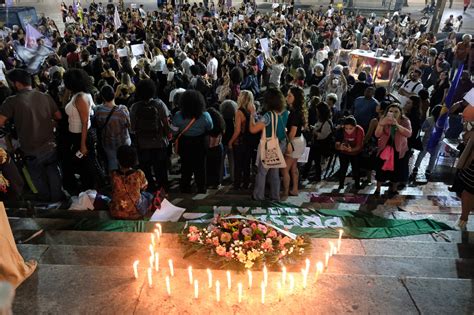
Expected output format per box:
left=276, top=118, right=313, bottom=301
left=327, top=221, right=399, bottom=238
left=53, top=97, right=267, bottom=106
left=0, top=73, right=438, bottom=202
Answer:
left=189, top=234, right=199, bottom=242
left=225, top=252, right=233, bottom=258
left=261, top=238, right=273, bottom=251
left=216, top=245, right=226, bottom=256
left=279, top=236, right=291, bottom=247
left=232, top=231, right=240, bottom=240
left=257, top=224, right=268, bottom=234
left=251, top=223, right=258, bottom=231
left=267, top=230, right=277, bottom=239
left=212, top=237, right=220, bottom=246
left=220, top=232, right=232, bottom=243
left=189, top=226, right=199, bottom=233
left=242, top=228, right=252, bottom=236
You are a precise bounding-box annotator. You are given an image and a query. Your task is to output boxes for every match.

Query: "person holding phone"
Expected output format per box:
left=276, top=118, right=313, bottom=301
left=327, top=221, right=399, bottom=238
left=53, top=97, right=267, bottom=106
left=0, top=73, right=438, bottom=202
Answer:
left=374, top=104, right=412, bottom=196
left=335, top=116, right=365, bottom=190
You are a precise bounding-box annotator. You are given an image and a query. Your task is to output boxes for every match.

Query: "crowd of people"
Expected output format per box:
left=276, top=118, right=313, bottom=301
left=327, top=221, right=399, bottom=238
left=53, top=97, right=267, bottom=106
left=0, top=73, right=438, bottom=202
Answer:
left=0, top=0, right=472, bottom=228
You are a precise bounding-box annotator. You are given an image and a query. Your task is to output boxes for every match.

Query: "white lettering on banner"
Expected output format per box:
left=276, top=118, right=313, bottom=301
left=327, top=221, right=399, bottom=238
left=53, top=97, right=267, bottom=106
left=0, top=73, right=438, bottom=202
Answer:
left=251, top=207, right=266, bottom=214
left=210, top=206, right=344, bottom=229
left=236, top=206, right=250, bottom=214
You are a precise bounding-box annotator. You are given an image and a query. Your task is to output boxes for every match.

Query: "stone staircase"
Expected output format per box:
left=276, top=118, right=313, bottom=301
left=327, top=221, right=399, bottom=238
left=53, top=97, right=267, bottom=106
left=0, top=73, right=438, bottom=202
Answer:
left=6, top=181, right=474, bottom=314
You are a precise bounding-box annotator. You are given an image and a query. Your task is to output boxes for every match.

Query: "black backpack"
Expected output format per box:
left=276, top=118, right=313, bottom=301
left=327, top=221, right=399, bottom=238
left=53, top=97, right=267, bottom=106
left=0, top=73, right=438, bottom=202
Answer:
left=135, top=100, right=163, bottom=138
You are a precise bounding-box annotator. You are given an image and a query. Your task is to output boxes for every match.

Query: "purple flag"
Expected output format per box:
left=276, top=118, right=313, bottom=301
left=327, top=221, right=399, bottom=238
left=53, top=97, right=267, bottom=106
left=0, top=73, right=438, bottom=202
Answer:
left=73, top=0, right=78, bottom=14
left=25, top=24, right=52, bottom=48
left=426, top=63, right=464, bottom=152
left=6, top=0, right=13, bottom=7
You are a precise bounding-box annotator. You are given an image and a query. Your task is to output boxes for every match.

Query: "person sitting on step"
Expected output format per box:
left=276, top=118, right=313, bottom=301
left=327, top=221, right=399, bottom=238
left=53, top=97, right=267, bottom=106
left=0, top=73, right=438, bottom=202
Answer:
left=109, top=145, right=154, bottom=220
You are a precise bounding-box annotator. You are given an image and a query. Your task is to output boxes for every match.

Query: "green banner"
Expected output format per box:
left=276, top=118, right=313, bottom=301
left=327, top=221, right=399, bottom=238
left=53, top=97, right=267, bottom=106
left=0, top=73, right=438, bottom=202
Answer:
left=73, top=205, right=453, bottom=239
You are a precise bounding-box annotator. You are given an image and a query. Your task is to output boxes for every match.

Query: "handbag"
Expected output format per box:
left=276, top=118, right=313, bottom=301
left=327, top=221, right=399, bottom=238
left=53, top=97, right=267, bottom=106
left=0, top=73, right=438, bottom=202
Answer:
left=380, top=145, right=395, bottom=171
left=260, top=111, right=286, bottom=169
left=173, top=118, right=196, bottom=154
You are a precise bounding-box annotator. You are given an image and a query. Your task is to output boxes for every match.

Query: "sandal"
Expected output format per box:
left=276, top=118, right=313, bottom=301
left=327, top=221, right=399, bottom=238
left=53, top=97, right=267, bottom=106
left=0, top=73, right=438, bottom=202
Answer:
left=289, top=191, right=299, bottom=196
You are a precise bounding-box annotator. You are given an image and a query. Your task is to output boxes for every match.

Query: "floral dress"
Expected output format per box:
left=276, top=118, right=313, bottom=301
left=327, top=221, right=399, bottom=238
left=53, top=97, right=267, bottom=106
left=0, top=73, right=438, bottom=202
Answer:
left=109, top=169, right=150, bottom=219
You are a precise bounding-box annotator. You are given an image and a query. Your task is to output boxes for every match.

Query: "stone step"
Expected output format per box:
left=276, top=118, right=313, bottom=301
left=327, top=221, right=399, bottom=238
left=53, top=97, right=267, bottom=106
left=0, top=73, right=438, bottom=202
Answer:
left=16, top=242, right=474, bottom=279
left=12, top=264, right=473, bottom=314
left=20, top=230, right=474, bottom=259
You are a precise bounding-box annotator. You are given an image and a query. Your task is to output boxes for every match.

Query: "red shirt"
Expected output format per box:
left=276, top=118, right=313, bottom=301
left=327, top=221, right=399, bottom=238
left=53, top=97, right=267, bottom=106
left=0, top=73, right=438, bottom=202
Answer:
left=342, top=125, right=365, bottom=155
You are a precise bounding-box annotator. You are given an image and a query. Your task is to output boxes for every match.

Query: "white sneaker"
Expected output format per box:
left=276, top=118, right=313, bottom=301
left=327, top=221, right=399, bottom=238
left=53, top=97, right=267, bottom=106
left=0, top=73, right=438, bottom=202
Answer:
left=455, top=219, right=468, bottom=231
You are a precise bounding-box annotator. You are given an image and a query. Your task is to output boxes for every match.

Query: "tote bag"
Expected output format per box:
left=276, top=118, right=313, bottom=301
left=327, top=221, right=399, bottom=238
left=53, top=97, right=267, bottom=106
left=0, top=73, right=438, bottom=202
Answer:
left=260, top=111, right=287, bottom=169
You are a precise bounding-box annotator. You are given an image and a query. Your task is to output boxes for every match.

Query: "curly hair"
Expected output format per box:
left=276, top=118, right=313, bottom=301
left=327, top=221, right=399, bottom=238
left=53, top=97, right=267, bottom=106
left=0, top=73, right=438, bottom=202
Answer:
left=63, top=69, right=94, bottom=94
left=180, top=90, right=206, bottom=119
left=289, top=86, right=308, bottom=128
left=263, top=88, right=285, bottom=113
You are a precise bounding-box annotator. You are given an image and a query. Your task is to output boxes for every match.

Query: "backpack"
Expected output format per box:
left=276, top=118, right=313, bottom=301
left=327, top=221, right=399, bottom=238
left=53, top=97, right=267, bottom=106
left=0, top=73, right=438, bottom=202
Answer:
left=135, top=100, right=164, bottom=139
left=314, top=120, right=335, bottom=157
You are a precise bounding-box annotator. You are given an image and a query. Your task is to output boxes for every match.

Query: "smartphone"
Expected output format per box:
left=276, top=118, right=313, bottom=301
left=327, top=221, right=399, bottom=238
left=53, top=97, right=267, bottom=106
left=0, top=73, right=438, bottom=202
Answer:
left=75, top=151, right=84, bottom=159
left=386, top=112, right=394, bottom=119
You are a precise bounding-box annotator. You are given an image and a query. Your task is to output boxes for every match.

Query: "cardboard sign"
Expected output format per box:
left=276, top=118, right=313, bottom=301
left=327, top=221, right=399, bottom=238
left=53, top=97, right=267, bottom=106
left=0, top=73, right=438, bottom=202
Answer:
left=239, top=14, right=244, bottom=21
left=259, top=38, right=271, bottom=59
left=131, top=43, right=145, bottom=56
left=96, top=39, right=108, bottom=49
left=117, top=48, right=128, bottom=57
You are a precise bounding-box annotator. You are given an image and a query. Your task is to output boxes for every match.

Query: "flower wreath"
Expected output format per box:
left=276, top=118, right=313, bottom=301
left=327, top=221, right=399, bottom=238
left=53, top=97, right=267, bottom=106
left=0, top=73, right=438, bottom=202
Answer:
left=181, top=215, right=310, bottom=269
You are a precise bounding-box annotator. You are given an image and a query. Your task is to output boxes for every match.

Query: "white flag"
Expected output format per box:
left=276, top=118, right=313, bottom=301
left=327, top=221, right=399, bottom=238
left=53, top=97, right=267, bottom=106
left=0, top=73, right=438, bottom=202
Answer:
left=113, top=6, right=122, bottom=30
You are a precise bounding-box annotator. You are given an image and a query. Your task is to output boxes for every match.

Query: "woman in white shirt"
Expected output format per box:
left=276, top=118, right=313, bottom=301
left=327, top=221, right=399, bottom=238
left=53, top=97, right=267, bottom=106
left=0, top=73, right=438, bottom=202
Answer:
left=63, top=69, right=104, bottom=190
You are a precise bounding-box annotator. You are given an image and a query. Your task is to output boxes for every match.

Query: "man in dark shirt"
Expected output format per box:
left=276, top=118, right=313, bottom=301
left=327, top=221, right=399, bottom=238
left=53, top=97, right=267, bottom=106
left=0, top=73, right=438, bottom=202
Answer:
left=353, top=87, right=379, bottom=132
left=0, top=69, right=63, bottom=202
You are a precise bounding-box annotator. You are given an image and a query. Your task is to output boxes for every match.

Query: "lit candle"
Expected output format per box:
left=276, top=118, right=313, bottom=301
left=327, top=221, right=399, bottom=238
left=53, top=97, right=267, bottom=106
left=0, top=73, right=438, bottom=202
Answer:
left=305, top=258, right=311, bottom=274
left=261, top=281, right=265, bottom=304
left=237, top=282, right=243, bottom=303
left=282, top=266, right=287, bottom=286
left=247, top=270, right=252, bottom=289
left=147, top=267, right=153, bottom=288
left=154, top=253, right=159, bottom=272
left=325, top=252, right=330, bottom=269
left=227, top=270, right=231, bottom=290
left=149, top=244, right=154, bottom=257
left=154, top=229, right=160, bottom=244
left=207, top=268, right=213, bottom=288
left=194, top=280, right=199, bottom=299
left=329, top=241, right=335, bottom=257
left=188, top=266, right=193, bottom=285
left=156, top=223, right=162, bottom=236
left=301, top=269, right=308, bottom=289
left=151, top=233, right=155, bottom=247
left=263, top=265, right=268, bottom=287
left=277, top=281, right=282, bottom=301
left=149, top=255, right=154, bottom=269
left=316, top=261, right=323, bottom=281
left=133, top=260, right=139, bottom=279
left=168, top=259, right=174, bottom=277
left=338, top=229, right=343, bottom=251
left=289, top=274, right=295, bottom=294
left=216, top=280, right=220, bottom=302
left=165, top=276, right=171, bottom=296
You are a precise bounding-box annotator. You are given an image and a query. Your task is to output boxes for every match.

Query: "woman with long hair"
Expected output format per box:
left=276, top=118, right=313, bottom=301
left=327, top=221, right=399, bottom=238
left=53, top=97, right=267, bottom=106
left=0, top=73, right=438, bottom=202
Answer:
left=172, top=90, right=213, bottom=193
left=115, top=72, right=136, bottom=105
left=248, top=88, right=289, bottom=201
left=281, top=86, right=307, bottom=199
left=228, top=90, right=256, bottom=190
left=374, top=103, right=412, bottom=196
left=63, top=69, right=104, bottom=191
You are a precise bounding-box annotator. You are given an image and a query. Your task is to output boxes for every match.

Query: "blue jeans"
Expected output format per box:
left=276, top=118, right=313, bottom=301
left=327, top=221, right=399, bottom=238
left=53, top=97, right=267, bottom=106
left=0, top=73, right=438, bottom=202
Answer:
left=104, top=147, right=119, bottom=172
left=24, top=149, right=63, bottom=202
left=253, top=140, right=286, bottom=201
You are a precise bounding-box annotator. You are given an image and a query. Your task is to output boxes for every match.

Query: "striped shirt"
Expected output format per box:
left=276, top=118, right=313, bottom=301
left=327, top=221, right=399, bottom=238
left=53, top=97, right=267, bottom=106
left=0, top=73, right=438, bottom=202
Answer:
left=94, top=105, right=131, bottom=149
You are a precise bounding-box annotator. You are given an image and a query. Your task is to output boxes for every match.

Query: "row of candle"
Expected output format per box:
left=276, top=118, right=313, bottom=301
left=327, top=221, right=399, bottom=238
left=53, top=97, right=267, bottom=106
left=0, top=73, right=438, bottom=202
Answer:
left=136, top=225, right=343, bottom=303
